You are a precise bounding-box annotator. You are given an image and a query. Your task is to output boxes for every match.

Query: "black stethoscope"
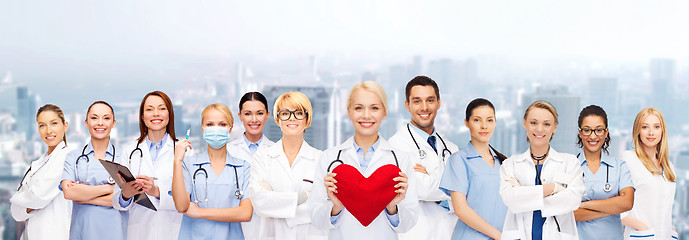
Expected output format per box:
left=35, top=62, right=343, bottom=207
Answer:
left=327, top=149, right=399, bottom=172
left=76, top=144, right=116, bottom=184
left=192, top=163, right=243, bottom=202
left=129, top=140, right=175, bottom=176
left=577, top=153, right=612, bottom=192
left=17, top=145, right=68, bottom=191
left=407, top=124, right=452, bottom=161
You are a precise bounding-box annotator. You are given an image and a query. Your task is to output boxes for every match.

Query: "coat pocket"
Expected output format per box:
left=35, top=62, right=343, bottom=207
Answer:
left=629, top=228, right=656, bottom=239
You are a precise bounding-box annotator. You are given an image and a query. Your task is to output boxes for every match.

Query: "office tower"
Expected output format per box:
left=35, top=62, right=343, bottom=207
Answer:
left=587, top=77, right=618, bottom=113
left=493, top=111, right=517, bottom=155
left=649, top=59, right=675, bottom=113
left=173, top=102, right=186, bottom=139
left=262, top=86, right=333, bottom=150
left=407, top=55, right=422, bottom=78
left=17, top=86, right=37, bottom=141
left=517, top=86, right=580, bottom=154
left=428, top=58, right=453, bottom=90
left=0, top=74, right=18, bottom=114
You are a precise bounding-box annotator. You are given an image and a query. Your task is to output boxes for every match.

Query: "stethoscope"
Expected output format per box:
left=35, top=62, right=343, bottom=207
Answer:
left=129, top=140, right=175, bottom=176
left=327, top=149, right=399, bottom=172
left=407, top=124, right=452, bottom=161
left=578, top=153, right=612, bottom=192
left=192, top=163, right=243, bottom=203
left=17, top=145, right=68, bottom=191
left=76, top=144, right=116, bottom=184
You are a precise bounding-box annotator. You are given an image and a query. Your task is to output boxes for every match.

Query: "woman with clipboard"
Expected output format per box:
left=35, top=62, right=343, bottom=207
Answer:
left=112, top=91, right=183, bottom=240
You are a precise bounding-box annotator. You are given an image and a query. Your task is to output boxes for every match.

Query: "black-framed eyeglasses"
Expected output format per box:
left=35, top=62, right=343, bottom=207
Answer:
left=579, top=128, right=607, bottom=136
left=277, top=109, right=307, bottom=121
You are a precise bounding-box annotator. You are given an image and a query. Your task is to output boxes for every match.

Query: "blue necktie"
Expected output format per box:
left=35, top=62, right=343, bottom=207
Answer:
left=427, top=136, right=438, bottom=154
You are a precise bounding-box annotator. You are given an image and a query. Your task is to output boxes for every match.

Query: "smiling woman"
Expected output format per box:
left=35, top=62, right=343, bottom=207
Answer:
left=228, top=91, right=276, bottom=240
left=309, top=81, right=419, bottom=240
left=249, top=91, right=327, bottom=240
left=111, top=91, right=183, bottom=240
left=573, top=105, right=634, bottom=240
left=60, top=100, right=128, bottom=240
left=499, top=100, right=584, bottom=240
left=10, top=104, right=74, bottom=240
left=618, top=108, right=677, bottom=240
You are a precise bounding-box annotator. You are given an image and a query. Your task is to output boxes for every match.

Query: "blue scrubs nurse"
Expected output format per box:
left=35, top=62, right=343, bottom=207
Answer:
left=171, top=103, right=253, bottom=240
left=573, top=105, right=634, bottom=240
left=439, top=98, right=508, bottom=240
left=61, top=101, right=128, bottom=240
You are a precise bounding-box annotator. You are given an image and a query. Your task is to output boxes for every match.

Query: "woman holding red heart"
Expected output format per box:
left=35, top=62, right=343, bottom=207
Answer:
left=249, top=91, right=327, bottom=239
left=308, top=81, right=420, bottom=240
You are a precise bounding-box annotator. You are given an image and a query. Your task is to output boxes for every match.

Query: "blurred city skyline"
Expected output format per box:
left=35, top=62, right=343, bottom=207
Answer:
left=1, top=1, right=689, bottom=239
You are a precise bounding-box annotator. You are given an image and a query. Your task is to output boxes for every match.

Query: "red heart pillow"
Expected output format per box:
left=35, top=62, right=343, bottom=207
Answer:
left=333, top=164, right=401, bottom=227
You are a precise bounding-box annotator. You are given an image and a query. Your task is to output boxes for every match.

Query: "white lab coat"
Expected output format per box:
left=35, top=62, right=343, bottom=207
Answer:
left=11, top=142, right=74, bottom=240
left=388, top=124, right=459, bottom=240
left=308, top=136, right=420, bottom=240
left=619, top=150, right=677, bottom=240
left=112, top=136, right=183, bottom=240
left=227, top=134, right=274, bottom=240
left=249, top=139, right=328, bottom=240
left=499, top=148, right=584, bottom=240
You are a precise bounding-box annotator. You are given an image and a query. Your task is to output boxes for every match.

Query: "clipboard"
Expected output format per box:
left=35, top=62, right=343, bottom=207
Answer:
left=98, top=159, right=158, bottom=211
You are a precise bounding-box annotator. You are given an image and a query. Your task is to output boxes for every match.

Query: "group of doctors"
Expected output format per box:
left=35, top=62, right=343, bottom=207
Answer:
left=9, top=76, right=678, bottom=240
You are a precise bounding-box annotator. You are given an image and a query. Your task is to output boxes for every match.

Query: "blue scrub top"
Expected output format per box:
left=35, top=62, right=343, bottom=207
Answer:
left=576, top=151, right=634, bottom=240
left=439, top=142, right=507, bottom=240
left=61, top=142, right=128, bottom=240
left=178, top=152, right=251, bottom=240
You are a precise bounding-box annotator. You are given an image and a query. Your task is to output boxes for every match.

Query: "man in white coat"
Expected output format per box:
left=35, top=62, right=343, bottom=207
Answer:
left=389, top=76, right=460, bottom=240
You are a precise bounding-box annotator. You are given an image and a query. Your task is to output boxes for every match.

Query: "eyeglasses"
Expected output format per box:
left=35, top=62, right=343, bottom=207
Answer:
left=277, top=109, right=307, bottom=121
left=579, top=128, right=607, bottom=136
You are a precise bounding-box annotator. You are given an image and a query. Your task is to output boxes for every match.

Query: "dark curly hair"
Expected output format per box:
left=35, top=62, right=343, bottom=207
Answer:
left=576, top=105, right=611, bottom=154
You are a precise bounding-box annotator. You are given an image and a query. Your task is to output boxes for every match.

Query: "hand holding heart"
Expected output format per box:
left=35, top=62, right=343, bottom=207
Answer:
left=324, top=172, right=344, bottom=215
left=323, top=170, right=408, bottom=216
left=386, top=171, right=408, bottom=214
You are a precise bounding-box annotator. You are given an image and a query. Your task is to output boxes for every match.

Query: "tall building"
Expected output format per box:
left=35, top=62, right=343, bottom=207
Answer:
left=16, top=86, right=37, bottom=141
left=649, top=59, right=675, bottom=114
left=428, top=58, right=453, bottom=90
left=0, top=81, right=18, bottom=114
left=262, top=86, right=334, bottom=150
left=517, top=86, right=580, bottom=154
left=407, top=55, right=422, bottom=78
left=173, top=102, right=186, bottom=139
left=587, top=77, right=618, bottom=115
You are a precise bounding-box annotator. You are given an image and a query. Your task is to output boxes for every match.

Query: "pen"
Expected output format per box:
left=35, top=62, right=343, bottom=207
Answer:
left=185, top=127, right=191, bottom=151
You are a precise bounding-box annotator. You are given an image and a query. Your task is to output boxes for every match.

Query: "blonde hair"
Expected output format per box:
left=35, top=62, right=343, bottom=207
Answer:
left=632, top=108, right=674, bottom=182
left=347, top=81, right=388, bottom=113
left=523, top=100, right=558, bottom=142
left=523, top=100, right=559, bottom=125
left=273, top=91, right=313, bottom=128
left=201, top=103, right=234, bottom=125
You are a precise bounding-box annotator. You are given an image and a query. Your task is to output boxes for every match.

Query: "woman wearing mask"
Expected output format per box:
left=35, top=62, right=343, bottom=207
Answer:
left=250, top=91, right=327, bottom=239
left=228, top=92, right=275, bottom=240
left=11, top=104, right=74, bottom=240
left=61, top=101, right=128, bottom=240
left=573, top=105, right=634, bottom=240
left=619, top=108, right=677, bottom=240
left=309, top=81, right=419, bottom=239
left=499, top=100, right=584, bottom=240
left=113, top=91, right=183, bottom=239
left=172, top=103, right=253, bottom=240
left=439, top=98, right=508, bottom=240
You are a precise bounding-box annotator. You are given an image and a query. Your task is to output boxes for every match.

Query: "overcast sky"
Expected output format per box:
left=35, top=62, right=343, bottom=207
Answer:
left=2, top=0, right=688, bottom=61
